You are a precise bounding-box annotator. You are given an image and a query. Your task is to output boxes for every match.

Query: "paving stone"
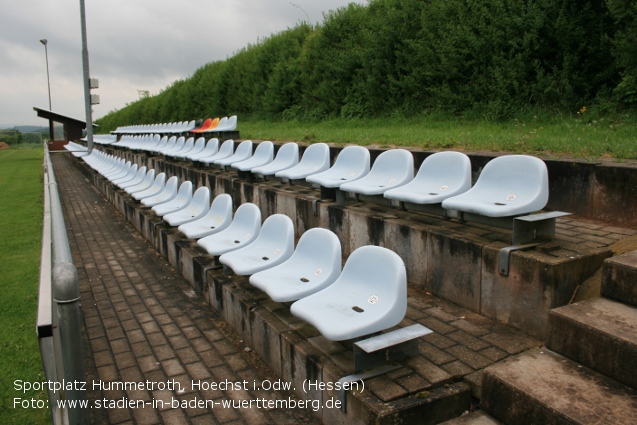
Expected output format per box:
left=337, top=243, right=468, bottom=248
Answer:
left=445, top=345, right=493, bottom=370
left=446, top=330, right=491, bottom=351
left=366, top=375, right=409, bottom=402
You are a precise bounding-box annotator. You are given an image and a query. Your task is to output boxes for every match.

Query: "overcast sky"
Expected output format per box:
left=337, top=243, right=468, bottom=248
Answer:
left=0, top=0, right=366, bottom=129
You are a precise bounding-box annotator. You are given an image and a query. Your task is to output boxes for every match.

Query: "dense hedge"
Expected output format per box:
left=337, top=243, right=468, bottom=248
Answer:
left=96, top=0, right=635, bottom=131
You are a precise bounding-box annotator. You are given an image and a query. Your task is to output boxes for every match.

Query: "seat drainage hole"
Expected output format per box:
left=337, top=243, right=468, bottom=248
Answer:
left=210, top=226, right=215, bottom=229
left=494, top=202, right=506, bottom=206
left=262, top=257, right=270, bottom=261
left=234, top=240, right=240, bottom=243
left=429, top=193, right=438, bottom=195
left=300, top=278, right=309, bottom=283
left=352, top=306, right=364, bottom=313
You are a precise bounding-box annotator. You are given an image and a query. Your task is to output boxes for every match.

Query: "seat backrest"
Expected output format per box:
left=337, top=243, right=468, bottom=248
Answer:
left=251, top=141, right=275, bottom=162
left=189, top=186, right=211, bottom=210
left=339, top=245, right=406, bottom=313
left=224, top=115, right=237, bottom=131
left=273, top=142, right=299, bottom=165
left=299, top=143, right=330, bottom=171
left=472, top=154, right=549, bottom=208
left=217, top=139, right=234, bottom=156
left=234, top=140, right=252, bottom=157
left=255, top=214, right=294, bottom=247
left=207, top=193, right=233, bottom=224
left=416, top=151, right=472, bottom=191
left=291, top=227, right=342, bottom=276
left=332, top=145, right=370, bottom=178
left=175, top=181, right=193, bottom=202
left=226, top=202, right=262, bottom=238
left=367, top=149, right=414, bottom=181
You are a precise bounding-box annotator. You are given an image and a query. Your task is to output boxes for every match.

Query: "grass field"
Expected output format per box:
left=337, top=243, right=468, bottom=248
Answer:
left=0, top=145, right=50, bottom=424
left=240, top=113, right=637, bottom=160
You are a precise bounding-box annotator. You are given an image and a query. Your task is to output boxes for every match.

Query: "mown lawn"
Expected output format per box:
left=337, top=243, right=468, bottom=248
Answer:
left=0, top=145, right=50, bottom=424
left=240, top=114, right=637, bottom=160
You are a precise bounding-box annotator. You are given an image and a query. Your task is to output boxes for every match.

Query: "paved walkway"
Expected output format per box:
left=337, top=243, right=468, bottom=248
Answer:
left=52, top=153, right=320, bottom=425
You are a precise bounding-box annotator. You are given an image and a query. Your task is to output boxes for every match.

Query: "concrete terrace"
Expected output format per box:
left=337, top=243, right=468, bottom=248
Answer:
left=53, top=144, right=637, bottom=424
left=53, top=153, right=321, bottom=425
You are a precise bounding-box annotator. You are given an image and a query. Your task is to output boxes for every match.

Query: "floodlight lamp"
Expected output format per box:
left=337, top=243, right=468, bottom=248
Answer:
left=40, top=39, right=47, bottom=46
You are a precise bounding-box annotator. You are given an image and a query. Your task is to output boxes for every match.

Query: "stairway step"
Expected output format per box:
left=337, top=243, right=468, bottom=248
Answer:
left=482, top=348, right=637, bottom=425
left=602, top=250, right=637, bottom=307
left=546, top=296, right=637, bottom=389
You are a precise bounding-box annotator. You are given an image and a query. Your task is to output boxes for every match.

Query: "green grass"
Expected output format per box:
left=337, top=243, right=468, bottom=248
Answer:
left=0, top=145, right=49, bottom=424
left=239, top=113, right=637, bottom=160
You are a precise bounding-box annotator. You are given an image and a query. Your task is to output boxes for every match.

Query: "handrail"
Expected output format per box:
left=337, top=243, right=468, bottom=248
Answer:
left=38, top=143, right=89, bottom=424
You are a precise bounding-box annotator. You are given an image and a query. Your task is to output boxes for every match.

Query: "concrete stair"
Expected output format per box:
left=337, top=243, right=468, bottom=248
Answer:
left=546, top=297, right=637, bottom=389
left=482, top=348, right=637, bottom=425
left=480, top=250, right=637, bottom=424
left=601, top=249, right=637, bottom=307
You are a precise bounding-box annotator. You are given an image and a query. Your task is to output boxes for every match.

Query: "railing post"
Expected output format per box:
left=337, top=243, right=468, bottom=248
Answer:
left=52, top=262, right=88, bottom=424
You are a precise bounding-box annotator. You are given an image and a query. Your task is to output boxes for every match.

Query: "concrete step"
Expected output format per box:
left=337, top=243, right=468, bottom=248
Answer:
left=481, top=348, right=637, bottom=425
left=440, top=410, right=502, bottom=424
left=546, top=296, right=637, bottom=389
left=602, top=250, right=637, bottom=307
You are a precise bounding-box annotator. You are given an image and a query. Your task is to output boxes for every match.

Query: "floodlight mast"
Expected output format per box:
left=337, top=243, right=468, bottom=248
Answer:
left=79, top=0, right=94, bottom=153
left=40, top=39, right=52, bottom=111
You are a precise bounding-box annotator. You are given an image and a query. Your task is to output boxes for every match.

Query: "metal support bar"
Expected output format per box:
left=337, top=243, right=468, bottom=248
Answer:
left=338, top=364, right=401, bottom=413
left=338, top=324, right=432, bottom=412
left=512, top=211, right=572, bottom=245
left=353, top=324, right=432, bottom=372
left=312, top=199, right=320, bottom=216
left=498, top=243, right=542, bottom=276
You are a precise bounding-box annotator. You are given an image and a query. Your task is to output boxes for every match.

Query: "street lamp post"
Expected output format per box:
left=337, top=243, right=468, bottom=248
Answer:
left=40, top=39, right=52, bottom=110
left=79, top=0, right=94, bottom=153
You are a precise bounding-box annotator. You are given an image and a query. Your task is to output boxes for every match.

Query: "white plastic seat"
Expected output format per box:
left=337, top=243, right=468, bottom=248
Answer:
left=161, top=136, right=186, bottom=156
left=103, top=160, right=131, bottom=180
left=275, top=143, right=330, bottom=181
left=141, top=176, right=179, bottom=207
left=306, top=146, right=370, bottom=188
left=189, top=138, right=219, bottom=161
left=177, top=137, right=205, bottom=159
left=126, top=169, right=156, bottom=194
left=163, top=186, right=211, bottom=226
left=441, top=155, right=549, bottom=217
left=178, top=193, right=233, bottom=239
left=219, top=214, right=295, bottom=275
left=109, top=163, right=137, bottom=183
left=119, top=166, right=148, bottom=189
left=169, top=137, right=195, bottom=158
left=251, top=142, right=299, bottom=176
left=197, top=203, right=261, bottom=256
left=153, top=136, right=177, bottom=154
left=290, top=245, right=407, bottom=341
left=148, top=136, right=169, bottom=153
left=249, top=228, right=342, bottom=302
left=200, top=139, right=234, bottom=164
left=339, top=149, right=414, bottom=196
left=232, top=141, right=274, bottom=171
left=384, top=151, right=472, bottom=204
left=152, top=181, right=193, bottom=217
left=214, top=140, right=253, bottom=167
left=132, top=173, right=166, bottom=200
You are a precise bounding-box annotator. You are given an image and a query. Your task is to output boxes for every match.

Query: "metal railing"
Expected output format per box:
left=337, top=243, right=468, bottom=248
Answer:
left=37, top=143, right=88, bottom=424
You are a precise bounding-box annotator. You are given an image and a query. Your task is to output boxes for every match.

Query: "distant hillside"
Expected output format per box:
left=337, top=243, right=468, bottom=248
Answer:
left=0, top=126, right=48, bottom=133
left=96, top=0, right=637, bottom=132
